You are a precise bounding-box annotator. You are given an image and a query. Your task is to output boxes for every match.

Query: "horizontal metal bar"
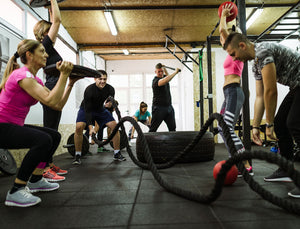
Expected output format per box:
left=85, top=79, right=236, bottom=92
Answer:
left=96, top=51, right=199, bottom=55
left=59, top=4, right=296, bottom=11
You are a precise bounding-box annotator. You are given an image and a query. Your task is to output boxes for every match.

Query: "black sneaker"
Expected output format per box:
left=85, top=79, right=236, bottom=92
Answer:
left=113, top=152, right=126, bottom=161
left=72, top=155, right=81, bottom=165
left=264, top=168, right=292, bottom=182
left=288, top=188, right=300, bottom=198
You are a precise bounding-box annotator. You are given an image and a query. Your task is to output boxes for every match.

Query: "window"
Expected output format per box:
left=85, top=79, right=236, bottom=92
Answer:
left=26, top=12, right=39, bottom=39
left=0, top=0, right=24, bottom=32
left=54, top=38, right=77, bottom=63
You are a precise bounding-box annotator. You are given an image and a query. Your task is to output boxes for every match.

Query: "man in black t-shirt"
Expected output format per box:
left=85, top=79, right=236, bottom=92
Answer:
left=73, top=70, right=125, bottom=164
left=149, top=63, right=181, bottom=132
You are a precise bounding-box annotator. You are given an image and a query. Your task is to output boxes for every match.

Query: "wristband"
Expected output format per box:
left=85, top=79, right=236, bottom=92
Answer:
left=266, top=123, right=274, bottom=128
left=252, top=126, right=260, bottom=130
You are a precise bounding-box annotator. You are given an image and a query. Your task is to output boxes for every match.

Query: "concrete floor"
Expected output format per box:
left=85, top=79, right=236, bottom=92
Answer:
left=0, top=142, right=300, bottom=229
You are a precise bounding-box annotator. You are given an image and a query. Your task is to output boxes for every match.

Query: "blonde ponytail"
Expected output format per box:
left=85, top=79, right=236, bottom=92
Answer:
left=0, top=39, right=40, bottom=91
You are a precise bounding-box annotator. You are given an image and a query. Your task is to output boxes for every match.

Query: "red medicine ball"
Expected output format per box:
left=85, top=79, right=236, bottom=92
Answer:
left=213, top=160, right=238, bottom=185
left=218, top=1, right=238, bottom=23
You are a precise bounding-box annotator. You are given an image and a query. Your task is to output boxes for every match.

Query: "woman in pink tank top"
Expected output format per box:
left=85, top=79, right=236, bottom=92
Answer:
left=0, top=39, right=79, bottom=207
left=217, top=3, right=253, bottom=176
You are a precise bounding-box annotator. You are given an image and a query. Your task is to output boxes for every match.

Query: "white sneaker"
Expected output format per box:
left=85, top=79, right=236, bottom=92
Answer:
left=5, top=187, right=41, bottom=207
left=27, top=178, right=59, bottom=193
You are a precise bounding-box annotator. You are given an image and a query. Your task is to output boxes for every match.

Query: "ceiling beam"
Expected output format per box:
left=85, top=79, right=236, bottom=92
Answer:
left=78, top=41, right=204, bottom=50
left=59, top=4, right=295, bottom=11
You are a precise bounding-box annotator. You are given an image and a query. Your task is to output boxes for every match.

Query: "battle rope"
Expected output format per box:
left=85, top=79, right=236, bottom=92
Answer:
left=92, top=99, right=300, bottom=215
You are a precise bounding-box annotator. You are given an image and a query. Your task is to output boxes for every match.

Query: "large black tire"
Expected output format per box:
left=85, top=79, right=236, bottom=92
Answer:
left=110, top=130, right=128, bottom=150
left=66, top=133, right=89, bottom=157
left=136, top=131, right=215, bottom=163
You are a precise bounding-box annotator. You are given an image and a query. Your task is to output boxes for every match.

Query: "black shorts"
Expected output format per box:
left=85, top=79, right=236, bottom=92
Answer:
left=76, top=107, right=115, bottom=129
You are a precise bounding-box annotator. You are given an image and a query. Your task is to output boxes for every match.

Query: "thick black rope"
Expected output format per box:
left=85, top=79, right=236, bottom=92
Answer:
left=92, top=99, right=300, bottom=215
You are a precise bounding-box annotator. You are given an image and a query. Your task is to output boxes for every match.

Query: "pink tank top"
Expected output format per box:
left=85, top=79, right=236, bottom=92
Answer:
left=223, top=55, right=244, bottom=77
left=0, top=66, right=44, bottom=126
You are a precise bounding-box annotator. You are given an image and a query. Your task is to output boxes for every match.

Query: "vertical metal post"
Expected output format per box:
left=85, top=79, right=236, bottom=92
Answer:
left=200, top=64, right=204, bottom=127
left=206, top=36, right=213, bottom=132
left=237, top=0, right=251, bottom=150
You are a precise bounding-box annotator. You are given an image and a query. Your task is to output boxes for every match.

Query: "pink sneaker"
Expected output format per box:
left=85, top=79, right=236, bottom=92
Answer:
left=43, top=169, right=65, bottom=182
left=51, top=164, right=68, bottom=175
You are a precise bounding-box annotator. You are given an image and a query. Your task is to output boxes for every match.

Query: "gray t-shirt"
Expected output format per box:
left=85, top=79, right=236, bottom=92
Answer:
left=252, top=42, right=300, bottom=89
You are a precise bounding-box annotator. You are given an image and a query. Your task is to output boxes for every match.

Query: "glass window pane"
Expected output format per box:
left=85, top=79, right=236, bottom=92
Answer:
left=173, top=103, right=179, bottom=119
left=171, top=87, right=179, bottom=103
left=145, top=87, right=152, bottom=104
left=169, top=77, right=178, bottom=86
left=129, top=104, right=139, bottom=116
left=145, top=73, right=154, bottom=87
left=27, top=13, right=38, bottom=39
left=0, top=0, right=23, bottom=32
left=54, top=38, right=77, bottom=63
left=129, top=74, right=143, bottom=87
left=114, top=89, right=128, bottom=106
left=130, top=88, right=143, bottom=104
left=109, top=74, right=128, bottom=87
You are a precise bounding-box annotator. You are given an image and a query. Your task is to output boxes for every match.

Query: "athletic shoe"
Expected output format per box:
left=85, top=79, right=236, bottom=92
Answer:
left=288, top=188, right=300, bottom=198
left=27, top=178, right=59, bottom=193
left=72, top=155, right=81, bottom=165
left=238, top=166, right=254, bottom=177
left=113, top=152, right=126, bottom=161
left=43, top=169, right=66, bottom=182
left=247, top=166, right=254, bottom=176
left=97, top=147, right=110, bottom=153
left=264, top=168, right=292, bottom=182
left=51, top=164, right=68, bottom=175
left=5, top=187, right=41, bottom=207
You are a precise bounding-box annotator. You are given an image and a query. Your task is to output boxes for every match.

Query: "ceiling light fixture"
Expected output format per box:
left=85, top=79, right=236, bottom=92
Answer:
left=122, top=49, right=129, bottom=55
left=246, top=8, right=263, bottom=29
left=104, top=10, right=118, bottom=36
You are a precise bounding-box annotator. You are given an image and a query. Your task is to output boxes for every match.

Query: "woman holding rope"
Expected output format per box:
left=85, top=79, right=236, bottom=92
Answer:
left=0, top=39, right=78, bottom=207
left=218, top=3, right=253, bottom=176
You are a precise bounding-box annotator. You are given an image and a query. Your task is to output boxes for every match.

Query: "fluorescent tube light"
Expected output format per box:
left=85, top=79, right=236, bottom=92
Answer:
left=246, top=9, right=263, bottom=29
left=122, top=49, right=129, bottom=55
left=104, top=11, right=118, bottom=36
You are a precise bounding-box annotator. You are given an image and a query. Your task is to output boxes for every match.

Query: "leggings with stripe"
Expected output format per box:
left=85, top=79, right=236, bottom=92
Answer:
left=0, top=123, right=61, bottom=181
left=218, top=83, right=245, bottom=155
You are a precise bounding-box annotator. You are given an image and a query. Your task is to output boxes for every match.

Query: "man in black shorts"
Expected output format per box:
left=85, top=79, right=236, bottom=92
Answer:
left=149, top=63, right=181, bottom=132
left=73, top=70, right=125, bottom=164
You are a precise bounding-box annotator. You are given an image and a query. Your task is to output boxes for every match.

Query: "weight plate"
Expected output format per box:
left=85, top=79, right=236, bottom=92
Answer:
left=44, top=64, right=102, bottom=78
left=30, top=0, right=66, bottom=8
left=0, top=149, right=17, bottom=175
left=66, top=133, right=89, bottom=157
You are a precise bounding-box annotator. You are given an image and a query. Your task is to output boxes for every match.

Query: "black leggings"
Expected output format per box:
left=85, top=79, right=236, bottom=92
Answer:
left=274, top=87, right=300, bottom=160
left=42, top=104, right=62, bottom=164
left=0, top=123, right=61, bottom=181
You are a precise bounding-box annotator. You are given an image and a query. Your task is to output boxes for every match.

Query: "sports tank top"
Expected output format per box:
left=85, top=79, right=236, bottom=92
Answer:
left=223, top=55, right=244, bottom=77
